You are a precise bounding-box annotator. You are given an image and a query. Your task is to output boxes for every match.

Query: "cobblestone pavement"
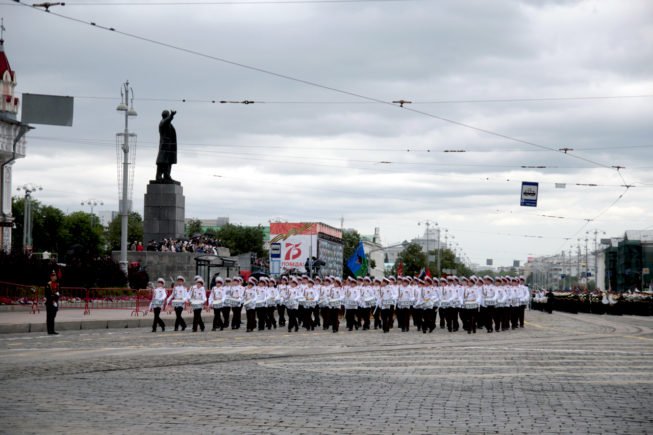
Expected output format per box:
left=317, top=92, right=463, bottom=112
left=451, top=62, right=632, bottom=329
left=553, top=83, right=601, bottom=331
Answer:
left=0, top=311, right=651, bottom=434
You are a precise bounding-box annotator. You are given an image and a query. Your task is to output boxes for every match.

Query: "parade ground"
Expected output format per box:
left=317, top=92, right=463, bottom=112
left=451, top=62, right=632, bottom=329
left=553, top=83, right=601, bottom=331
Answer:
left=0, top=311, right=651, bottom=434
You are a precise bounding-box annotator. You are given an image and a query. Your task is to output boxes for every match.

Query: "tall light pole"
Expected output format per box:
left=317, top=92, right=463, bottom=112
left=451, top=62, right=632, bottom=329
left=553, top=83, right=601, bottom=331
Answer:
left=81, top=199, right=104, bottom=227
left=16, top=183, right=42, bottom=253
left=116, top=81, right=137, bottom=274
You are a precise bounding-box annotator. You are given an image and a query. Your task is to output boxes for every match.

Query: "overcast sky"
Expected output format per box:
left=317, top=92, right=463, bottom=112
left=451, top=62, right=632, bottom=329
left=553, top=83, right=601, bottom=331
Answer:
left=5, top=0, right=653, bottom=267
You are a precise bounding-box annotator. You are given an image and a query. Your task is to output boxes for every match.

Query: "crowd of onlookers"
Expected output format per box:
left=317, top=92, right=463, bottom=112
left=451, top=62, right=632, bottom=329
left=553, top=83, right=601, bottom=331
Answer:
left=141, top=236, right=222, bottom=254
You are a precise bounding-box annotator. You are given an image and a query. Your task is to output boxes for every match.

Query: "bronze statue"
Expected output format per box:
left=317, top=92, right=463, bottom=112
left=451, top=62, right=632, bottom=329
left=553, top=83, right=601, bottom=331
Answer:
left=155, top=110, right=179, bottom=183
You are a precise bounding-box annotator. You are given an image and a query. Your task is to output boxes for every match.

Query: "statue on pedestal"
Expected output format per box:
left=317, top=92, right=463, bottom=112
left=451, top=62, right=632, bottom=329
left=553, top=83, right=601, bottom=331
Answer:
left=155, top=110, right=179, bottom=184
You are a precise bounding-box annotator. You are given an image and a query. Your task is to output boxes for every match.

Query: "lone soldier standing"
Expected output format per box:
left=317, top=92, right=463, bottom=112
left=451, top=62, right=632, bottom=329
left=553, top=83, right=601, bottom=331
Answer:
left=44, top=271, right=60, bottom=335
left=155, top=109, right=178, bottom=183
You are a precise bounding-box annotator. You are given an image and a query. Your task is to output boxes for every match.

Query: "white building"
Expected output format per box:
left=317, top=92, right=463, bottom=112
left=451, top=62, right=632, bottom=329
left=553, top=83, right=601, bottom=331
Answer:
left=0, top=37, right=27, bottom=252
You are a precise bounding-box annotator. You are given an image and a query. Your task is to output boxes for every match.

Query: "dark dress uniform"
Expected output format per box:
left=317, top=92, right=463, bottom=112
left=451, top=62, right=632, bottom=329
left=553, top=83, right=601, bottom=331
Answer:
left=44, top=276, right=60, bottom=335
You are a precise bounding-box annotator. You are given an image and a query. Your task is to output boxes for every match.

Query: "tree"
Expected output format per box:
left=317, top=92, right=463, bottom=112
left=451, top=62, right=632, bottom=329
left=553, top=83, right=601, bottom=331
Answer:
left=393, top=242, right=427, bottom=277
left=216, top=224, right=265, bottom=257
left=11, top=196, right=66, bottom=254
left=107, top=212, right=144, bottom=250
left=62, top=212, right=105, bottom=260
left=342, top=229, right=361, bottom=277
left=186, top=218, right=203, bottom=237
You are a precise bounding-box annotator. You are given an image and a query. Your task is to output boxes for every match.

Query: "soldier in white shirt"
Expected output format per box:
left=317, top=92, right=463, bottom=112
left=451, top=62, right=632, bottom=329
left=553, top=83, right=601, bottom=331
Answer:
left=244, top=277, right=258, bottom=332
left=359, top=277, right=376, bottom=330
left=344, top=277, right=360, bottom=331
left=166, top=275, right=189, bottom=331
left=495, top=277, right=510, bottom=331
left=189, top=277, right=207, bottom=332
left=149, top=277, right=168, bottom=332
left=265, top=278, right=279, bottom=330
left=229, top=278, right=244, bottom=330
left=441, top=277, right=457, bottom=332
left=285, top=278, right=301, bottom=332
left=396, top=277, right=413, bottom=332
left=319, top=277, right=332, bottom=330
left=379, top=277, right=396, bottom=333
left=420, top=277, right=437, bottom=333
left=220, top=277, right=232, bottom=329
left=480, top=276, right=498, bottom=333
left=303, top=278, right=320, bottom=331
left=277, top=276, right=289, bottom=327
left=254, top=278, right=268, bottom=331
left=463, top=277, right=482, bottom=334
left=208, top=277, right=226, bottom=331
left=517, top=277, right=529, bottom=328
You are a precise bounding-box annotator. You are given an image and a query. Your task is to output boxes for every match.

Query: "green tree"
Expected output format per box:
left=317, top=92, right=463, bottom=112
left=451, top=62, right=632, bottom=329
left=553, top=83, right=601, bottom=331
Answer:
left=186, top=218, right=203, bottom=237
left=393, top=242, right=427, bottom=277
left=11, top=196, right=66, bottom=254
left=62, top=212, right=105, bottom=259
left=342, top=229, right=361, bottom=277
left=216, top=224, right=265, bottom=257
left=107, top=212, right=144, bottom=250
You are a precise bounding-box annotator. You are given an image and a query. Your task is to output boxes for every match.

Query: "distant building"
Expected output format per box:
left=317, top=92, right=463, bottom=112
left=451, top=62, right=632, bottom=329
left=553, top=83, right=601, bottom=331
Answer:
left=97, top=210, right=118, bottom=228
left=598, top=230, right=653, bottom=291
left=0, top=37, right=27, bottom=252
left=361, top=227, right=384, bottom=278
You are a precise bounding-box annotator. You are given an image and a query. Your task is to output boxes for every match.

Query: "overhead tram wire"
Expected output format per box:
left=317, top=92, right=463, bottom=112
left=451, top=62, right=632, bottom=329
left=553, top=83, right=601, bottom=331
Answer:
left=20, top=2, right=627, bottom=175
left=60, top=0, right=428, bottom=5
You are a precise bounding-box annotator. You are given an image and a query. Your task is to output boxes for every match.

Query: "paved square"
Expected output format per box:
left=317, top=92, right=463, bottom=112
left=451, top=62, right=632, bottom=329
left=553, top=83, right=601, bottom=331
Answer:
left=0, top=311, right=652, bottom=434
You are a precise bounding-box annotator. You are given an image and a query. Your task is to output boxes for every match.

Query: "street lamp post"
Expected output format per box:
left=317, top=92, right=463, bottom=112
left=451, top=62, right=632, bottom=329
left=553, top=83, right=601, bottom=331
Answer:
left=16, top=183, right=42, bottom=253
left=116, top=81, right=137, bottom=274
left=81, top=199, right=104, bottom=227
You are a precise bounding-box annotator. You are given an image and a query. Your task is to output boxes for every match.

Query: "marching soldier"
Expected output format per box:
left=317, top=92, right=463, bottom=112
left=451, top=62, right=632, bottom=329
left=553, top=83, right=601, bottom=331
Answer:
left=266, top=278, right=279, bottom=330
left=396, top=277, right=413, bottom=332
left=230, top=277, right=244, bottom=329
left=360, top=277, right=375, bottom=330
left=44, top=271, right=60, bottom=335
left=244, top=277, right=258, bottom=332
left=220, top=277, right=232, bottom=329
left=379, top=277, right=396, bottom=333
left=517, top=277, right=529, bottom=328
left=344, top=277, right=360, bottom=331
left=481, top=276, right=498, bottom=333
left=462, top=277, right=481, bottom=334
left=285, top=277, right=301, bottom=332
left=208, top=277, right=226, bottom=331
left=277, top=276, right=289, bottom=327
left=303, top=278, right=319, bottom=331
left=166, top=276, right=189, bottom=331
left=372, top=278, right=382, bottom=329
left=149, top=278, right=167, bottom=332
left=495, top=277, right=510, bottom=331
left=255, top=277, right=268, bottom=331
left=189, top=277, right=207, bottom=332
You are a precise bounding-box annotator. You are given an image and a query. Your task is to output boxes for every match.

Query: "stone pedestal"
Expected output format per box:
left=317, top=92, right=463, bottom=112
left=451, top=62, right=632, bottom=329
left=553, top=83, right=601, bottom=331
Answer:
left=143, top=182, right=185, bottom=244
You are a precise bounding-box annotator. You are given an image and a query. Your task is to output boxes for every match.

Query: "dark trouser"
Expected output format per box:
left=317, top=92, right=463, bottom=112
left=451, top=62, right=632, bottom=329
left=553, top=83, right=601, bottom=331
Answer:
left=355, top=307, right=363, bottom=328
left=174, top=306, right=187, bottom=331
left=452, top=308, right=460, bottom=331
left=152, top=307, right=165, bottom=331
left=266, top=306, right=277, bottom=329
left=277, top=305, right=286, bottom=326
left=256, top=307, right=267, bottom=330
left=321, top=306, right=331, bottom=329
left=313, top=306, right=321, bottom=326
left=421, top=308, right=435, bottom=333
left=373, top=306, right=382, bottom=329
left=246, top=308, right=257, bottom=331
left=360, top=307, right=371, bottom=330
left=345, top=308, right=357, bottom=330
left=445, top=308, right=454, bottom=331
left=465, top=308, right=478, bottom=333
left=304, top=306, right=315, bottom=330
left=397, top=307, right=410, bottom=331
left=46, top=305, right=58, bottom=334
left=412, top=308, right=422, bottom=330
left=510, top=306, right=519, bottom=329
left=500, top=307, right=510, bottom=331
left=518, top=305, right=525, bottom=327
left=439, top=308, right=446, bottom=328
left=492, top=307, right=502, bottom=331
left=329, top=307, right=340, bottom=332
left=212, top=308, right=223, bottom=330
left=298, top=306, right=305, bottom=327
left=381, top=307, right=393, bottom=332
left=221, top=306, right=231, bottom=327
left=460, top=307, right=469, bottom=331
left=288, top=308, right=299, bottom=331
left=192, top=309, right=205, bottom=332
left=231, top=306, right=242, bottom=329
left=481, top=306, right=495, bottom=332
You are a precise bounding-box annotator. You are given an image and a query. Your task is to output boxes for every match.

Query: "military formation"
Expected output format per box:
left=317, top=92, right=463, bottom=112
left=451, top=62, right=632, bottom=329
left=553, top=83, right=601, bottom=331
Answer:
left=147, top=274, right=531, bottom=334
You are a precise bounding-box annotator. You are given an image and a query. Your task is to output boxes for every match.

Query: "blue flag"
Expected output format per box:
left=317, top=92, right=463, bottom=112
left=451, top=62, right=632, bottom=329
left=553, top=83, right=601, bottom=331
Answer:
left=347, top=241, right=368, bottom=277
